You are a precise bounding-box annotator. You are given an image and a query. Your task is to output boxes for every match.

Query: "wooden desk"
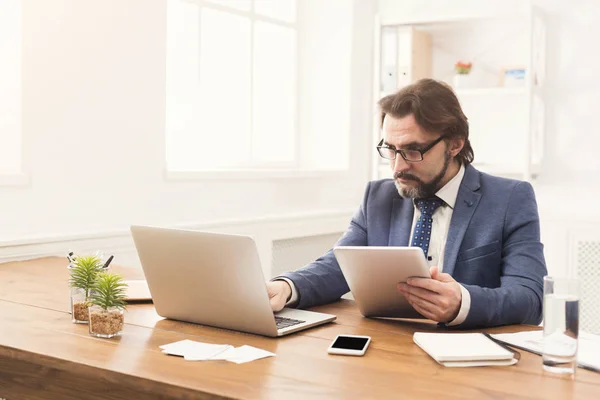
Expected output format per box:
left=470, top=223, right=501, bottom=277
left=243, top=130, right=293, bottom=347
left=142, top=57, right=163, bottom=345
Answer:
left=1, top=257, right=598, bottom=399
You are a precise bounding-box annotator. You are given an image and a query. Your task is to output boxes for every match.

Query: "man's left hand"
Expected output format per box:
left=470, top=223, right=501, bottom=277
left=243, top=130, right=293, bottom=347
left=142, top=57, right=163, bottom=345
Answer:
left=397, top=266, right=462, bottom=323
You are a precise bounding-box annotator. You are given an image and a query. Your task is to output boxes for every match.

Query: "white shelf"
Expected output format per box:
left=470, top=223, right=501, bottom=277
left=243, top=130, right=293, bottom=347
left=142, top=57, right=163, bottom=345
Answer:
left=454, top=87, right=526, bottom=96
left=373, top=4, right=546, bottom=183
left=381, top=87, right=526, bottom=99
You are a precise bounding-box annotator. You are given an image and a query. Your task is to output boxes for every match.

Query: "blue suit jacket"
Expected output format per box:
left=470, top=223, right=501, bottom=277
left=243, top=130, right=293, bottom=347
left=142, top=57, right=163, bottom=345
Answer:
left=280, top=165, right=547, bottom=328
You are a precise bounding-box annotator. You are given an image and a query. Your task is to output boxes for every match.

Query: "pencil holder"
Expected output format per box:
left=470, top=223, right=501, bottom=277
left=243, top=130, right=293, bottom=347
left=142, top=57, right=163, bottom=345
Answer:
left=67, top=254, right=105, bottom=324
left=70, top=287, right=89, bottom=323
left=88, top=305, right=124, bottom=338
left=87, top=272, right=128, bottom=338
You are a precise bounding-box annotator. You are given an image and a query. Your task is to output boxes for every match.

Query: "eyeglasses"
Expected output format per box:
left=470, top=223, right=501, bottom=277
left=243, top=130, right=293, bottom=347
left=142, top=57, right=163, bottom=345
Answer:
left=376, top=136, right=445, bottom=162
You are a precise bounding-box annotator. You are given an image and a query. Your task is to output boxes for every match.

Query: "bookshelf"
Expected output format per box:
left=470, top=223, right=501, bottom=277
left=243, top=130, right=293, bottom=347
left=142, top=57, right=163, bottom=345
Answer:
left=372, top=5, right=546, bottom=183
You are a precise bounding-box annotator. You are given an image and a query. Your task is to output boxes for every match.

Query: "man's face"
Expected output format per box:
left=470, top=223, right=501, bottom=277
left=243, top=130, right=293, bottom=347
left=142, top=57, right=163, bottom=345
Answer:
left=382, top=114, right=454, bottom=199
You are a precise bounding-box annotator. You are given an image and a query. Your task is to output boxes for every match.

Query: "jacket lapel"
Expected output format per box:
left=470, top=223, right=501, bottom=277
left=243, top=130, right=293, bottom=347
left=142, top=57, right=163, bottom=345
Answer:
left=389, top=197, right=415, bottom=246
left=443, top=165, right=482, bottom=277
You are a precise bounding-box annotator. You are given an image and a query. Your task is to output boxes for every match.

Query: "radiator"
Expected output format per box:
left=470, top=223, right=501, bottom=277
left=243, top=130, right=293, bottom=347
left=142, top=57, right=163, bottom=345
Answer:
left=575, top=239, right=600, bottom=335
left=270, top=233, right=343, bottom=278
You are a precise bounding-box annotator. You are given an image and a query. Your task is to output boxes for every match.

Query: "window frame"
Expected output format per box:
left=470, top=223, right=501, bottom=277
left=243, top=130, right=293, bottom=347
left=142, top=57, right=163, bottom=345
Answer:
left=165, top=0, right=303, bottom=179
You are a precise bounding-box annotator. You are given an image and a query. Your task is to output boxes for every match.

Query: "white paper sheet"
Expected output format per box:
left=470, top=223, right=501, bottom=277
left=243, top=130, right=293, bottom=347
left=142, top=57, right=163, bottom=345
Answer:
left=222, top=345, right=276, bottom=364
left=159, top=339, right=232, bottom=361
left=491, top=330, right=600, bottom=373
left=159, top=340, right=275, bottom=364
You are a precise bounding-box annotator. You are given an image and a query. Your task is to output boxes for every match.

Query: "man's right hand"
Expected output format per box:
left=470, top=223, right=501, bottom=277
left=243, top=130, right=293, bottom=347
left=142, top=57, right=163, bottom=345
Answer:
left=267, top=280, right=292, bottom=312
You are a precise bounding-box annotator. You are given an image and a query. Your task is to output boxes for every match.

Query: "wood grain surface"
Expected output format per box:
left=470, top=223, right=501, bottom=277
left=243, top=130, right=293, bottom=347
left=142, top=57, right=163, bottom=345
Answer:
left=0, top=257, right=598, bottom=399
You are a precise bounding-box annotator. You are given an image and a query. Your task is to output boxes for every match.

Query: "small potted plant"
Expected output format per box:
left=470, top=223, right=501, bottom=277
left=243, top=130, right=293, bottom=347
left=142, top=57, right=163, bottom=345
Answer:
left=88, top=272, right=128, bottom=338
left=453, top=60, right=473, bottom=88
left=68, top=255, right=104, bottom=323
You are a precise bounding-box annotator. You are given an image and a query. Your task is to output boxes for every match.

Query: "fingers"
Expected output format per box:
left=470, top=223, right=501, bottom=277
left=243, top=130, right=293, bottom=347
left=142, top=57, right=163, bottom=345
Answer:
left=403, top=293, right=439, bottom=321
left=406, top=277, right=445, bottom=294
left=398, top=280, right=461, bottom=322
left=429, top=266, right=438, bottom=279
left=269, top=292, right=285, bottom=312
left=435, top=272, right=455, bottom=283
left=266, top=281, right=288, bottom=312
left=402, top=291, right=451, bottom=322
left=269, top=294, right=285, bottom=312
left=397, top=283, right=438, bottom=307
left=428, top=266, right=455, bottom=283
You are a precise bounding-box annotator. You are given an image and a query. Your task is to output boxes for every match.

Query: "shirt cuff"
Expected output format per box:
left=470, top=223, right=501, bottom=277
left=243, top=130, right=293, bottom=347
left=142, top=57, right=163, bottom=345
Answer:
left=447, top=284, right=471, bottom=326
left=272, top=277, right=299, bottom=307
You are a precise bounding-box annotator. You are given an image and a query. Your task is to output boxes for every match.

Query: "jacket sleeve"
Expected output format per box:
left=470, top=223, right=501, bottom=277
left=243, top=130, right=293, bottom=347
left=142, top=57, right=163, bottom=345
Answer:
left=277, top=182, right=371, bottom=309
left=460, top=181, right=547, bottom=328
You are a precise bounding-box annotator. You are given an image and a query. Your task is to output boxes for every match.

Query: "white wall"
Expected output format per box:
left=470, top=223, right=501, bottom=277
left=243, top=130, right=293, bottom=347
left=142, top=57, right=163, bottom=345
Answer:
left=0, top=0, right=376, bottom=243
left=298, top=0, right=352, bottom=170
left=378, top=0, right=600, bottom=278
left=0, top=0, right=22, bottom=175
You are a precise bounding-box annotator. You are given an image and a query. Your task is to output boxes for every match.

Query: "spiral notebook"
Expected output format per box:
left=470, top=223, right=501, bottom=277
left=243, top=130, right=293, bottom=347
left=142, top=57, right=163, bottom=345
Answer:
left=413, top=332, right=518, bottom=367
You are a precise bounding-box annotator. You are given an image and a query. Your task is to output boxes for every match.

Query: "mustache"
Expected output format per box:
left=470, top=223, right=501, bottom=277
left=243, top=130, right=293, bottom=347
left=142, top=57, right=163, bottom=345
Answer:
left=394, top=172, right=421, bottom=182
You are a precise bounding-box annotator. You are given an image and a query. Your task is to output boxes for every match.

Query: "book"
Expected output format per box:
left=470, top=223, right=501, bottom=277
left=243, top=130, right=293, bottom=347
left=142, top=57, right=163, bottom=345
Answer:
left=413, top=332, right=518, bottom=367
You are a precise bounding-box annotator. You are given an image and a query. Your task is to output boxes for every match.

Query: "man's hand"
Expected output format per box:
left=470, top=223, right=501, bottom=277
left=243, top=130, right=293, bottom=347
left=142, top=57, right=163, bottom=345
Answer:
left=266, top=280, right=292, bottom=312
left=397, top=266, right=462, bottom=323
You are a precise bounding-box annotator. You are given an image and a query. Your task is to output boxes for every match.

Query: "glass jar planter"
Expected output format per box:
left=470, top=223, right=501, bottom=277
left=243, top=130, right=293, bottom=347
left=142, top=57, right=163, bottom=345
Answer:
left=70, top=287, right=89, bottom=324
left=88, top=305, right=124, bottom=338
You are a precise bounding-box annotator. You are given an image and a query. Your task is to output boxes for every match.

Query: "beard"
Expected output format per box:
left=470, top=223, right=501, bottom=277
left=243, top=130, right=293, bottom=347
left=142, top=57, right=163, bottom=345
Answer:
left=394, top=151, right=451, bottom=199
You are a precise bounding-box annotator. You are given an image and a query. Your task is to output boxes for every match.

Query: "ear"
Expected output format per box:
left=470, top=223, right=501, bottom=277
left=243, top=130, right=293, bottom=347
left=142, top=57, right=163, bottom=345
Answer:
left=447, top=137, right=464, bottom=158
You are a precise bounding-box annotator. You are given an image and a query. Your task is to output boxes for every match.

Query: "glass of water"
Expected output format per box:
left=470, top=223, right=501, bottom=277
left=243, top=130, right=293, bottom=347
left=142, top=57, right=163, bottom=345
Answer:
left=542, top=276, right=580, bottom=375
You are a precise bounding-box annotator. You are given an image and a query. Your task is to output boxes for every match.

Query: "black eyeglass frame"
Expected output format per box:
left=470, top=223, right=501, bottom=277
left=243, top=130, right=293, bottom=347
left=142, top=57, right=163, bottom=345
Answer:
left=376, top=136, right=445, bottom=162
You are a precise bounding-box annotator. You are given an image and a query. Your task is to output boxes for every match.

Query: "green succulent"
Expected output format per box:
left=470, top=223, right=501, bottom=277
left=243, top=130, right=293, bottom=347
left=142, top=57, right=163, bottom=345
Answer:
left=68, top=255, right=104, bottom=298
left=88, top=272, right=128, bottom=311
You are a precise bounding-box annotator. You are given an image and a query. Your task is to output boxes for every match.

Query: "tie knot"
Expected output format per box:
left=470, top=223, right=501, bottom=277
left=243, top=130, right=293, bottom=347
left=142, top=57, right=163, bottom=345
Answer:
left=416, top=198, right=443, bottom=215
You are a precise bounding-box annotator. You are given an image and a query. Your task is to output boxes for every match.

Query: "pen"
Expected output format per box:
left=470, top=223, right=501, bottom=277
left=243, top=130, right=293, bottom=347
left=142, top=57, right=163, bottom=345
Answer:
left=580, top=363, right=600, bottom=374
left=482, top=332, right=521, bottom=361
left=103, top=255, right=114, bottom=269
left=485, top=333, right=600, bottom=374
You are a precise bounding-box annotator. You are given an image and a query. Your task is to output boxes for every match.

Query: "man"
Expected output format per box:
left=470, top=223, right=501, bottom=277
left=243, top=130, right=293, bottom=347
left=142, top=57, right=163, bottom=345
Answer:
left=267, top=78, right=547, bottom=328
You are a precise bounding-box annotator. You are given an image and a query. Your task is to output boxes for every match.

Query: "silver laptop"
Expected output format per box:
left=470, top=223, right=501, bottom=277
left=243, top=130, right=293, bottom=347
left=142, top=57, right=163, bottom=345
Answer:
left=130, top=225, right=336, bottom=337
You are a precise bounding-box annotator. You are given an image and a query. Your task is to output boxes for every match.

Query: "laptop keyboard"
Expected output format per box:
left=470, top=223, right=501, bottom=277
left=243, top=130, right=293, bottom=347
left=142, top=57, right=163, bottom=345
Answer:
left=275, top=316, right=305, bottom=330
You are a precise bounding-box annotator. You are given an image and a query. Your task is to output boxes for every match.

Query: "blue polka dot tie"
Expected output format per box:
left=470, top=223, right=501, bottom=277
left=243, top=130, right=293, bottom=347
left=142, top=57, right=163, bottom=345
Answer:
left=411, top=198, right=444, bottom=257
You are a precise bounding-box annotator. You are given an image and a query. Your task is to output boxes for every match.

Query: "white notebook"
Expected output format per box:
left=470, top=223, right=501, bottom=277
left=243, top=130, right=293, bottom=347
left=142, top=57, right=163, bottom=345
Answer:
left=413, top=332, right=517, bottom=367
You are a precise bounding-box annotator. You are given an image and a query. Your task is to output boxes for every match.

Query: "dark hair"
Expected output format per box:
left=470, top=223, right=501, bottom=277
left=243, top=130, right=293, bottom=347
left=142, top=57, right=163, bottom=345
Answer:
left=378, top=78, right=474, bottom=165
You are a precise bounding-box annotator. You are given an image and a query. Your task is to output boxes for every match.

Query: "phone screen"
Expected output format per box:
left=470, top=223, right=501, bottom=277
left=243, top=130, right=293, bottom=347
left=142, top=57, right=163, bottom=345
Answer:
left=331, top=336, right=369, bottom=350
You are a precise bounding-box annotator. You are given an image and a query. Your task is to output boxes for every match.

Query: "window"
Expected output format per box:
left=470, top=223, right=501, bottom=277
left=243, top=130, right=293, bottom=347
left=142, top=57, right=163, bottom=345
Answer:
left=166, top=0, right=298, bottom=172
left=0, top=0, right=23, bottom=178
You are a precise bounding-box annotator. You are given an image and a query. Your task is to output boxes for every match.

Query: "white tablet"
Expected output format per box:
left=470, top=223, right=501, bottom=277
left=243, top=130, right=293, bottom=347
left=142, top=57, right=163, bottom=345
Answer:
left=333, top=246, right=431, bottom=319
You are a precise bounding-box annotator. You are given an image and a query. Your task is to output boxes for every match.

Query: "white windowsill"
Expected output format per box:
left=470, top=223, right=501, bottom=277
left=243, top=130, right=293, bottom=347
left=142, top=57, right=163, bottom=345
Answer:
left=0, top=172, right=30, bottom=186
left=164, top=168, right=348, bottom=181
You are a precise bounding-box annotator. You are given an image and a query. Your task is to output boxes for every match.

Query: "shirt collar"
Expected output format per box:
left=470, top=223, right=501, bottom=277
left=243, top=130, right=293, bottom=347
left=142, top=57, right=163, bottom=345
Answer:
left=435, top=163, right=465, bottom=209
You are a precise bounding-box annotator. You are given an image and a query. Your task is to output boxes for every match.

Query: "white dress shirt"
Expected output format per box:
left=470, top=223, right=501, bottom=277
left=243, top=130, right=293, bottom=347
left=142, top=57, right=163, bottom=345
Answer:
left=279, top=164, right=471, bottom=326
